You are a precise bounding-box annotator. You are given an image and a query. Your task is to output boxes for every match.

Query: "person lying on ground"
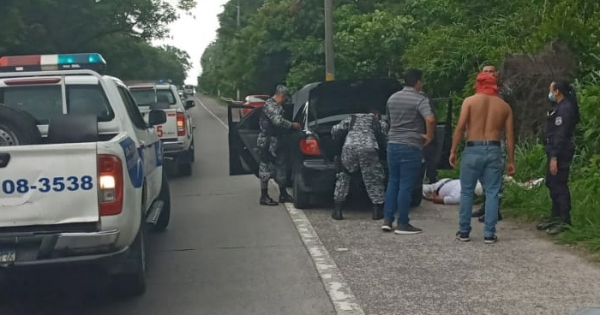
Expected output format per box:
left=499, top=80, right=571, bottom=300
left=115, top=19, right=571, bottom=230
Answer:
left=422, top=178, right=483, bottom=205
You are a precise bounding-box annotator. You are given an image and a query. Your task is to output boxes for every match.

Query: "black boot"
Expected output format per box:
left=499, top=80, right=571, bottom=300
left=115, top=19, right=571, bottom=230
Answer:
left=331, top=202, right=343, bottom=220
left=278, top=186, right=294, bottom=203
left=372, top=204, right=384, bottom=220
left=260, top=188, right=278, bottom=206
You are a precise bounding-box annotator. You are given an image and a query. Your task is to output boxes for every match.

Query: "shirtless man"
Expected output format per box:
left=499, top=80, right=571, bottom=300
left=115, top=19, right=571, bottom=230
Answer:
left=449, top=72, right=516, bottom=244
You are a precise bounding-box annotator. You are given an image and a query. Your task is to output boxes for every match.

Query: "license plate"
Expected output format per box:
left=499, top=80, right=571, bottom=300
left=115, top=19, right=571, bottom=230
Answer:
left=0, top=249, right=16, bottom=263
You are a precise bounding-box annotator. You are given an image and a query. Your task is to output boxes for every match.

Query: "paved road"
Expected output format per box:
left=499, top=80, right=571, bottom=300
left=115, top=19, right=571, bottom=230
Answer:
left=199, top=94, right=600, bottom=315
left=0, top=96, right=336, bottom=315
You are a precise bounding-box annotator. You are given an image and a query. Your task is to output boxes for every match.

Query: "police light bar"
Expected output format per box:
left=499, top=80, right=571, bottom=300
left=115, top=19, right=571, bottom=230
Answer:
left=0, top=53, right=107, bottom=73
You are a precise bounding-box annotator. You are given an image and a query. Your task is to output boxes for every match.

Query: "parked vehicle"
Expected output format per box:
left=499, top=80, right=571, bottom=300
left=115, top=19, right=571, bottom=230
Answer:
left=128, top=83, right=196, bottom=176
left=226, top=78, right=453, bottom=209
left=239, top=94, right=269, bottom=117
left=0, top=53, right=172, bottom=296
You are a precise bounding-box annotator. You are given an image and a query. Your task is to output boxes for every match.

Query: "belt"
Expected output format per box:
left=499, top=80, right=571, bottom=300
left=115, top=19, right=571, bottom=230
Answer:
left=466, top=140, right=501, bottom=147
left=436, top=179, right=452, bottom=195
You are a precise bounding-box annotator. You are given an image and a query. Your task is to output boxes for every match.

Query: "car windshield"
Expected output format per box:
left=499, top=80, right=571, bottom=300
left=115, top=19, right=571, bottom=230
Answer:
left=131, top=89, right=176, bottom=106
left=0, top=84, right=114, bottom=124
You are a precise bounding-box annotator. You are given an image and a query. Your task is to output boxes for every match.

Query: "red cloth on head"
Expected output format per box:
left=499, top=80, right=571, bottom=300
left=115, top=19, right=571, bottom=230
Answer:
left=475, top=72, right=499, bottom=96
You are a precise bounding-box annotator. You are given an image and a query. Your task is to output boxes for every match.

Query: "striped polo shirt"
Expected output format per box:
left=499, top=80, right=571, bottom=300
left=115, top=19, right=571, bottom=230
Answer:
left=385, top=86, right=433, bottom=149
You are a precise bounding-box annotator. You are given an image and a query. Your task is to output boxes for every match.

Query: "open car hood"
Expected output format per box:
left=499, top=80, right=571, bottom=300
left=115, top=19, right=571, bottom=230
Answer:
left=303, top=78, right=402, bottom=120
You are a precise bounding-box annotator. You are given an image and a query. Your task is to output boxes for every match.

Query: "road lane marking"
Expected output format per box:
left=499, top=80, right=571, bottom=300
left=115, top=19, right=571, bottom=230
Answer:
left=196, top=94, right=366, bottom=315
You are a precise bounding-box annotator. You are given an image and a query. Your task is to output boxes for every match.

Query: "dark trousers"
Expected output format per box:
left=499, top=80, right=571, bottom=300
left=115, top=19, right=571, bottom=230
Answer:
left=545, top=149, right=574, bottom=224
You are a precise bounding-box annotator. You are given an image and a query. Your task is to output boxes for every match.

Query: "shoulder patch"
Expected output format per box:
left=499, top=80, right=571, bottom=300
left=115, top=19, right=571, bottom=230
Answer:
left=555, top=116, right=562, bottom=126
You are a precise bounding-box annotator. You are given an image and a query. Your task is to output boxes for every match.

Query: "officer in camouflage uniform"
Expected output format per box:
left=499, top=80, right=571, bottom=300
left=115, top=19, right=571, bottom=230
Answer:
left=473, top=65, right=511, bottom=222
left=257, top=85, right=301, bottom=206
left=331, top=110, right=389, bottom=220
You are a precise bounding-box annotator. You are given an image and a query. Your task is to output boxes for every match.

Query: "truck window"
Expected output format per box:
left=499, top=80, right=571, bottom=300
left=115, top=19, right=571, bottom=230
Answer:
left=117, top=86, right=148, bottom=130
left=130, top=89, right=176, bottom=106
left=0, top=84, right=114, bottom=124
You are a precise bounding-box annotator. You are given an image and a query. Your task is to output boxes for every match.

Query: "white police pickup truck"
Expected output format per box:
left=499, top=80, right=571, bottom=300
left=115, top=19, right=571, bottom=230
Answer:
left=129, top=83, right=195, bottom=176
left=0, top=53, right=171, bottom=296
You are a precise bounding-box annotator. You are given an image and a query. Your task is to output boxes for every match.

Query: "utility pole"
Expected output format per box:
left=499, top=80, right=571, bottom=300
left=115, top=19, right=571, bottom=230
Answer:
left=324, top=0, right=335, bottom=81
left=236, top=0, right=241, bottom=100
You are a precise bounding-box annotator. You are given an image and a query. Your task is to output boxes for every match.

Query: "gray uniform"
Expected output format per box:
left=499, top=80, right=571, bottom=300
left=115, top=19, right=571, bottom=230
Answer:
left=257, top=97, right=293, bottom=189
left=331, top=113, right=389, bottom=204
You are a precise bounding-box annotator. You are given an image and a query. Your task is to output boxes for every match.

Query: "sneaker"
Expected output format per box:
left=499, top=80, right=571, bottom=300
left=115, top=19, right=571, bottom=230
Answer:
left=536, top=218, right=559, bottom=231
left=381, top=220, right=393, bottom=232
left=484, top=235, right=498, bottom=244
left=455, top=231, right=470, bottom=242
left=546, top=223, right=568, bottom=236
left=394, top=224, right=423, bottom=235
left=471, top=208, right=485, bottom=218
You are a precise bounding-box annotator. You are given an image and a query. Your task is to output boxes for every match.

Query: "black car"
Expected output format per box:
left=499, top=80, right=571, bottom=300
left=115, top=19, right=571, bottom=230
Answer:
left=227, top=78, right=454, bottom=209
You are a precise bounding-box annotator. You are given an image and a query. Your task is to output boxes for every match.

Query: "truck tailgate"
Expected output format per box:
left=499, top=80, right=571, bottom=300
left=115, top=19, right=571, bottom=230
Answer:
left=140, top=107, right=178, bottom=139
left=0, top=143, right=99, bottom=228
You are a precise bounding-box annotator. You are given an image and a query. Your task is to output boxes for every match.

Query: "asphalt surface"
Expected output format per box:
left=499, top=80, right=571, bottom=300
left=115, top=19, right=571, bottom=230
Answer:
left=198, top=94, right=600, bottom=315
left=0, top=95, right=335, bottom=315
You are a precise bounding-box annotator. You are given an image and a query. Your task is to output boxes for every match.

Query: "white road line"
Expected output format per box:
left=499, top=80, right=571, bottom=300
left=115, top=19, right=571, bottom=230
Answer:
left=195, top=94, right=366, bottom=315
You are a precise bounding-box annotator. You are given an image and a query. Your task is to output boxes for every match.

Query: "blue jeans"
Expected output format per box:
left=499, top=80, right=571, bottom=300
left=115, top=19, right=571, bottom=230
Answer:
left=459, top=144, right=504, bottom=237
left=384, top=143, right=422, bottom=225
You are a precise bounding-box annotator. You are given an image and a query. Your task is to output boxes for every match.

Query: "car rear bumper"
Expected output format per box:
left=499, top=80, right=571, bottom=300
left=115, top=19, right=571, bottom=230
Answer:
left=0, top=229, right=126, bottom=269
left=296, top=159, right=337, bottom=194
left=162, top=139, right=186, bottom=153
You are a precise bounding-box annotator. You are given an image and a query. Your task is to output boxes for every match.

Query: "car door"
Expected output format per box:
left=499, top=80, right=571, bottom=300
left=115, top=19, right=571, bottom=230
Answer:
left=117, top=84, right=162, bottom=204
left=227, top=102, right=261, bottom=176
left=430, top=97, right=454, bottom=170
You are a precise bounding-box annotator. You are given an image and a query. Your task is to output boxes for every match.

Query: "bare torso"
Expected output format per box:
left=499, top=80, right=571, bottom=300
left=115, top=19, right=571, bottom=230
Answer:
left=463, top=94, right=511, bottom=141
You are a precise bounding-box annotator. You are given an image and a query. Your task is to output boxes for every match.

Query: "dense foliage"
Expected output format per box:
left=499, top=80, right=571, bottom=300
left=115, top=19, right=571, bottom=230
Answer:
left=0, top=0, right=194, bottom=85
left=201, top=0, right=600, bottom=252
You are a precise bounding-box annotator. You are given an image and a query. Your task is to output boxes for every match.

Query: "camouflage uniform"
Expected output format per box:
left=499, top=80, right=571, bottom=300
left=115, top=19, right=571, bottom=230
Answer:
left=331, top=113, right=389, bottom=204
left=257, top=96, right=293, bottom=190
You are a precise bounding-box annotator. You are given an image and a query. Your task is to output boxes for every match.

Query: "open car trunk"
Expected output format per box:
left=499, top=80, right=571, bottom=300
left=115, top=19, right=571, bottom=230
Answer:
left=304, top=79, right=402, bottom=161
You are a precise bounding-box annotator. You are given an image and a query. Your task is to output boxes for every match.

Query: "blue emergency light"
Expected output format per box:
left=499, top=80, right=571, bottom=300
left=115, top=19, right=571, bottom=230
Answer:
left=0, top=53, right=107, bottom=73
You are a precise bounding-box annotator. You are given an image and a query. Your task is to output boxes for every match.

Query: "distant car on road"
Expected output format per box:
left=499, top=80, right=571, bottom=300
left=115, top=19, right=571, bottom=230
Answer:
left=240, top=94, right=269, bottom=117
left=226, top=78, right=454, bottom=209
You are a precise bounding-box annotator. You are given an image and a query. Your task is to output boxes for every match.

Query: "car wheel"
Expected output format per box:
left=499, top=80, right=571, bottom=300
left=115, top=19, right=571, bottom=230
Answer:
left=0, top=105, right=42, bottom=146
left=293, top=172, right=311, bottom=209
left=154, top=170, right=171, bottom=231
left=111, top=216, right=147, bottom=297
left=178, top=162, right=193, bottom=176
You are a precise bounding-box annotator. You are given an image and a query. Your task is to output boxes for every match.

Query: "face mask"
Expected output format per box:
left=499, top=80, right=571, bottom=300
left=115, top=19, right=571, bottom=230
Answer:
left=548, top=92, right=556, bottom=102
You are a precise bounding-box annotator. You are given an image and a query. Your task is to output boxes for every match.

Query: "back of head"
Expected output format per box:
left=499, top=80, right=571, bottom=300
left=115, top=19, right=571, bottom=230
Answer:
left=403, top=69, right=423, bottom=88
left=475, top=72, right=499, bottom=96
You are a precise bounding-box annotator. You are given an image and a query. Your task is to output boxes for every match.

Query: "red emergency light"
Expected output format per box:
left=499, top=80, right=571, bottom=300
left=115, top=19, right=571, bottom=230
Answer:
left=0, top=53, right=107, bottom=74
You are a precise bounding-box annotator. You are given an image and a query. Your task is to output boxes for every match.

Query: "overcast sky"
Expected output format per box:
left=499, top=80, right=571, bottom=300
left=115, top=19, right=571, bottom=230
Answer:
left=153, top=1, right=229, bottom=85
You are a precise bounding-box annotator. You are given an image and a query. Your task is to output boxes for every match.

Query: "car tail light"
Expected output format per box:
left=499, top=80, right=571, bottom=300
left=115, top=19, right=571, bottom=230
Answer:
left=98, top=155, right=124, bottom=216
left=177, top=113, right=186, bottom=136
left=300, top=137, right=321, bottom=156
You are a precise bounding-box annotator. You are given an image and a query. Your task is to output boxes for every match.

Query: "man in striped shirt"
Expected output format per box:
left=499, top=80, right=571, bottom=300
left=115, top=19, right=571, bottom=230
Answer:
left=382, top=69, right=436, bottom=235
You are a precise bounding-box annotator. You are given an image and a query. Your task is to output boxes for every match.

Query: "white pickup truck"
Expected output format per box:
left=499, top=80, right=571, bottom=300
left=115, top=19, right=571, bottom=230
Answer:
left=0, top=53, right=171, bottom=296
left=129, top=83, right=196, bottom=176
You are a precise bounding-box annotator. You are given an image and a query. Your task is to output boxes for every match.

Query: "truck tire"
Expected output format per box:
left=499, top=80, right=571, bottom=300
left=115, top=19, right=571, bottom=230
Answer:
left=112, top=217, right=147, bottom=297
left=0, top=105, right=42, bottom=146
left=293, top=172, right=311, bottom=209
left=154, top=171, right=171, bottom=231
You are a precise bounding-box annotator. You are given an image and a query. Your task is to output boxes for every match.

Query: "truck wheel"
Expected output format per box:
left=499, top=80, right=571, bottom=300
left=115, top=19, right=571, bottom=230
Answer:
left=178, top=162, right=192, bottom=176
left=293, top=173, right=311, bottom=209
left=0, top=105, right=42, bottom=146
left=112, top=218, right=147, bottom=297
left=154, top=171, right=171, bottom=231
left=189, top=140, right=195, bottom=162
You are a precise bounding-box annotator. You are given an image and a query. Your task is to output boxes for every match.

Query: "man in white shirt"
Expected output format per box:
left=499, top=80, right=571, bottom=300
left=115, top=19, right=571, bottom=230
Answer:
left=423, top=178, right=483, bottom=205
